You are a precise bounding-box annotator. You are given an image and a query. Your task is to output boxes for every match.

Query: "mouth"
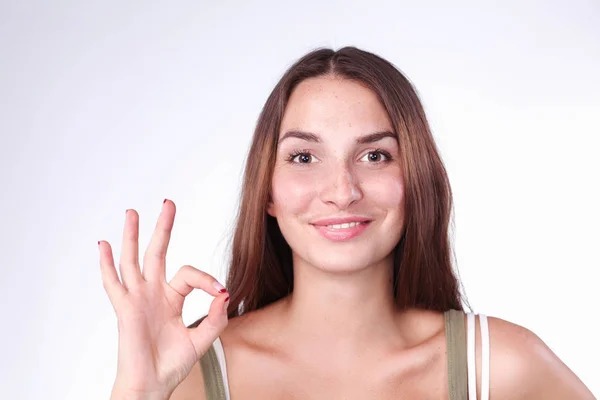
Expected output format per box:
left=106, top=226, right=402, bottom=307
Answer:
left=310, top=219, right=372, bottom=241
left=320, top=221, right=368, bottom=229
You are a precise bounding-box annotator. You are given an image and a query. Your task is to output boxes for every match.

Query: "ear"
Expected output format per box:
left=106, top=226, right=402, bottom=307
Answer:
left=266, top=193, right=277, bottom=217
left=266, top=199, right=276, bottom=218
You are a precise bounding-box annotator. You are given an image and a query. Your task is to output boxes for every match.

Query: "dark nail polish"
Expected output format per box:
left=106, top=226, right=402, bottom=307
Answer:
left=163, top=198, right=167, bottom=204
left=224, top=296, right=230, bottom=302
left=218, top=288, right=227, bottom=294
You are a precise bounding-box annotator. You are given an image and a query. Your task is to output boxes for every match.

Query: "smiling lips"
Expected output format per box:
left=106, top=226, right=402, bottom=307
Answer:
left=311, top=216, right=372, bottom=242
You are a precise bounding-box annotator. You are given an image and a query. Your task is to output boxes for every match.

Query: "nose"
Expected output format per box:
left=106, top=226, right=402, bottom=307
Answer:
left=318, top=162, right=363, bottom=209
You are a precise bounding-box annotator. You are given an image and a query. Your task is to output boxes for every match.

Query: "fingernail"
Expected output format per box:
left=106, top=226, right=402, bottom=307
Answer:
left=213, top=281, right=227, bottom=293
left=163, top=198, right=168, bottom=204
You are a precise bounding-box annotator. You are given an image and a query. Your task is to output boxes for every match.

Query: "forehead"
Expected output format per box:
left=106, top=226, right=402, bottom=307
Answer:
left=280, top=76, right=393, bottom=135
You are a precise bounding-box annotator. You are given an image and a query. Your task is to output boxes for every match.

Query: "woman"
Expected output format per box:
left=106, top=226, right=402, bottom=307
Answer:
left=99, top=47, right=595, bottom=399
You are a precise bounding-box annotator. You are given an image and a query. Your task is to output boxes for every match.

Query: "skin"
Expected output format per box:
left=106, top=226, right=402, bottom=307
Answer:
left=104, top=75, right=595, bottom=399
left=100, top=205, right=230, bottom=400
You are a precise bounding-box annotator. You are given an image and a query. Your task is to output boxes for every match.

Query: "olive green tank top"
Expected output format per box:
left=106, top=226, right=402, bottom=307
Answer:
left=200, top=309, right=471, bottom=400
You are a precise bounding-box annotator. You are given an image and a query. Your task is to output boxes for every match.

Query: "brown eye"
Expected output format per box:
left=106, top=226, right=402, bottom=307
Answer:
left=368, top=152, right=381, bottom=162
left=361, top=151, right=390, bottom=163
left=289, top=152, right=319, bottom=164
left=297, top=154, right=312, bottom=163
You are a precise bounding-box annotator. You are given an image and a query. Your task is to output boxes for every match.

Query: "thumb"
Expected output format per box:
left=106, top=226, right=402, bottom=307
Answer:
left=189, top=294, right=229, bottom=358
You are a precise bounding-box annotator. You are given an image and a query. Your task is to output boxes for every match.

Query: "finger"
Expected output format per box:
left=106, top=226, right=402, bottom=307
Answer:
left=188, top=294, right=229, bottom=358
left=98, top=240, right=127, bottom=305
left=142, top=199, right=175, bottom=282
left=168, top=265, right=228, bottom=298
left=119, top=209, right=143, bottom=289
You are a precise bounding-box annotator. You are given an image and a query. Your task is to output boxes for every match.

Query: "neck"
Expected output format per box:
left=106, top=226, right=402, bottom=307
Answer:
left=279, top=253, right=402, bottom=351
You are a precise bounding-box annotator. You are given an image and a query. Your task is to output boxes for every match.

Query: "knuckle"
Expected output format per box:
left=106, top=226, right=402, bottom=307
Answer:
left=118, top=261, right=134, bottom=269
left=145, top=248, right=165, bottom=260
left=179, top=264, right=195, bottom=275
left=180, top=264, right=204, bottom=277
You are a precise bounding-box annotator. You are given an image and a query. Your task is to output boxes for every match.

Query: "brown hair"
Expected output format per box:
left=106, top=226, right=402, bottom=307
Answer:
left=191, top=46, right=466, bottom=327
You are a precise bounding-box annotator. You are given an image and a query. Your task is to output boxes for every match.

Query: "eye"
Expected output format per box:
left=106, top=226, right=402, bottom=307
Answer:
left=360, top=150, right=392, bottom=163
left=288, top=151, right=319, bottom=164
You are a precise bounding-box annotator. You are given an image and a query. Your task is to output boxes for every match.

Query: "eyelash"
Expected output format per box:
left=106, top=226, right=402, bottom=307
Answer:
left=286, top=149, right=393, bottom=165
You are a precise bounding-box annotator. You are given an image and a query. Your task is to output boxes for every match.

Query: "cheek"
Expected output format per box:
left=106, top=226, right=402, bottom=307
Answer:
left=362, top=170, right=405, bottom=208
left=271, top=169, right=316, bottom=214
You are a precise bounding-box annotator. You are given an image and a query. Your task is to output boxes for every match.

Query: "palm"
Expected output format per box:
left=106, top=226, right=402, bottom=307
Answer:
left=98, top=200, right=229, bottom=398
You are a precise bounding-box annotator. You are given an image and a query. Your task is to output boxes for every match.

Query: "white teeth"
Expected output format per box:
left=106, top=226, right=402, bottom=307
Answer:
left=327, top=222, right=362, bottom=229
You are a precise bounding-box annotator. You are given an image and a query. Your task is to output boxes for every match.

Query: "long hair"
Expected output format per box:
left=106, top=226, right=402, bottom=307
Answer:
left=191, top=46, right=466, bottom=327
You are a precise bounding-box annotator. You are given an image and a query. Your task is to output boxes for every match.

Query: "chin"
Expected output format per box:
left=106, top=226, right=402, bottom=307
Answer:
left=302, top=244, right=392, bottom=273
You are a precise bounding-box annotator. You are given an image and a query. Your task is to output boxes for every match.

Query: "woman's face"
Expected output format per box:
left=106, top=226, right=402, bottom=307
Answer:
left=268, top=76, right=405, bottom=273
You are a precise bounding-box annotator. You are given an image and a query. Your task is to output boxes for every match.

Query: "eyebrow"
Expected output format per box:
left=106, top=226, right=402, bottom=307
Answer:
left=279, top=130, right=397, bottom=144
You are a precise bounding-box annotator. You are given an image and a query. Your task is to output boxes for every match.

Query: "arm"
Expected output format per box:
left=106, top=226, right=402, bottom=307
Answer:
left=480, top=316, right=596, bottom=399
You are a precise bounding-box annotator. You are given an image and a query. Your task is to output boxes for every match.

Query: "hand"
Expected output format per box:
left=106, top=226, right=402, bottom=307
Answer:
left=98, top=199, right=229, bottom=399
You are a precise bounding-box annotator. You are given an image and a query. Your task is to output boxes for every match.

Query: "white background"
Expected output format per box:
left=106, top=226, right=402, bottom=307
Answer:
left=1, top=1, right=598, bottom=398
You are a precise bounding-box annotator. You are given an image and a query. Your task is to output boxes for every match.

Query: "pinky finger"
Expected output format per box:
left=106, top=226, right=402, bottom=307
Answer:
left=98, top=240, right=127, bottom=304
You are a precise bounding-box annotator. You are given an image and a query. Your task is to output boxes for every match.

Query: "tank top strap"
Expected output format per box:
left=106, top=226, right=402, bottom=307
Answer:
left=467, top=312, right=490, bottom=400
left=444, top=309, right=468, bottom=400
left=199, top=337, right=230, bottom=400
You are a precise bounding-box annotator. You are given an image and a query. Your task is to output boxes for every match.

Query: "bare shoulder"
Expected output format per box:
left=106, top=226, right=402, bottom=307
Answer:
left=483, top=315, right=595, bottom=399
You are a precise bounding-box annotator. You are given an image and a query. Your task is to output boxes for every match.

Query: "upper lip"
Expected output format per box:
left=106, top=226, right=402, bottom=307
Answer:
left=311, top=216, right=373, bottom=226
